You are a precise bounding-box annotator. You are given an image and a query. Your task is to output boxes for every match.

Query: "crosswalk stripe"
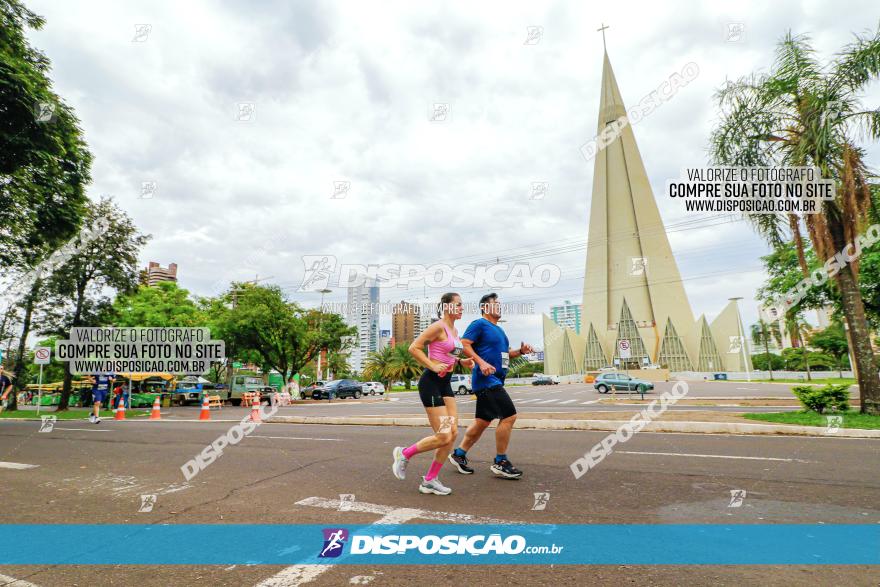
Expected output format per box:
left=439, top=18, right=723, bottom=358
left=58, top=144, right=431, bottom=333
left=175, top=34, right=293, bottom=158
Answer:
left=558, top=399, right=578, bottom=404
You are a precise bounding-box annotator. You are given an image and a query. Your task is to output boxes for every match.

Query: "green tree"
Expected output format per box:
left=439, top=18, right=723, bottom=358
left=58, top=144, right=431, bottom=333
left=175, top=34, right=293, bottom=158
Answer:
left=809, top=320, right=852, bottom=377
left=711, top=27, right=880, bottom=413
left=363, top=346, right=394, bottom=390
left=110, top=282, right=205, bottom=327
left=750, top=320, right=782, bottom=380
left=40, top=199, right=148, bottom=410
left=214, top=283, right=355, bottom=382
left=751, top=352, right=785, bottom=371
left=386, top=345, right=421, bottom=390
left=0, top=0, right=92, bottom=266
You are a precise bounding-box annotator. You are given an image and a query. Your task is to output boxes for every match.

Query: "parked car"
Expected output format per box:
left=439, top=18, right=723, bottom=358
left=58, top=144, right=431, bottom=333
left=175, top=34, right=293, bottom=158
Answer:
left=313, top=379, right=363, bottom=400
left=450, top=374, right=472, bottom=394
left=532, top=375, right=559, bottom=385
left=362, top=381, right=385, bottom=395
left=302, top=381, right=326, bottom=400
left=593, top=372, right=654, bottom=394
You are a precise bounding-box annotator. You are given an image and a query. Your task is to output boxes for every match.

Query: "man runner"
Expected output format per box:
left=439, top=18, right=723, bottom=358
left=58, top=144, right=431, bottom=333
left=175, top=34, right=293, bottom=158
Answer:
left=89, top=372, right=114, bottom=424
left=449, top=293, right=533, bottom=479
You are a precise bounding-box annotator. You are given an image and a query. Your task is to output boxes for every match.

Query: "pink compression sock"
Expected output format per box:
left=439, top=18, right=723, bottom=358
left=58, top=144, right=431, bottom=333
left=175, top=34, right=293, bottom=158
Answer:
left=424, top=460, right=443, bottom=481
left=402, top=444, right=419, bottom=459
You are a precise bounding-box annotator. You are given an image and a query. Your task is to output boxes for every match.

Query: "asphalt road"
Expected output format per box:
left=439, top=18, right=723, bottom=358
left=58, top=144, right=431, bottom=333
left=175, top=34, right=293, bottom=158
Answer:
left=268, top=381, right=815, bottom=418
left=0, top=415, right=877, bottom=586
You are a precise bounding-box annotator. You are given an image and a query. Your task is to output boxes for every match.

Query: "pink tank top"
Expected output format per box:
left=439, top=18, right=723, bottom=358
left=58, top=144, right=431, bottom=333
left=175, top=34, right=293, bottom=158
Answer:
left=428, top=321, right=462, bottom=369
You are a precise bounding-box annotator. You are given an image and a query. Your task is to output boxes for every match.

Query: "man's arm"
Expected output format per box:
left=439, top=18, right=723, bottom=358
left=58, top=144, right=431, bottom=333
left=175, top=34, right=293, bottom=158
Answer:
left=508, top=342, right=535, bottom=359
left=462, top=339, right=495, bottom=376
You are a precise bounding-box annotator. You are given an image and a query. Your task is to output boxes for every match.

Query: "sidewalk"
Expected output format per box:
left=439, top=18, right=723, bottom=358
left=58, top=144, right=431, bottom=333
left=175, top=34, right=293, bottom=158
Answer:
left=266, top=411, right=880, bottom=438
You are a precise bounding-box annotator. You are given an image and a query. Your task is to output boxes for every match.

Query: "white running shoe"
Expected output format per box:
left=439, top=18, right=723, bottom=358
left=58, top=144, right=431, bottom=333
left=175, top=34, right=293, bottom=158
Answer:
left=392, top=446, right=408, bottom=480
left=419, top=476, right=452, bottom=495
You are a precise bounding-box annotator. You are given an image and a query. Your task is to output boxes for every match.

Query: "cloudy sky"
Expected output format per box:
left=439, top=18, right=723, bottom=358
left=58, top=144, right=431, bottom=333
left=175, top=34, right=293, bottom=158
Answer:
left=26, top=0, right=880, bottom=345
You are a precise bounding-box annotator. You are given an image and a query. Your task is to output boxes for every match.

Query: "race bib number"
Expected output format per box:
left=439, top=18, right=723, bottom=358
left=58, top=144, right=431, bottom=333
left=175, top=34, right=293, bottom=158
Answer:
left=451, top=340, right=464, bottom=357
left=500, top=352, right=509, bottom=369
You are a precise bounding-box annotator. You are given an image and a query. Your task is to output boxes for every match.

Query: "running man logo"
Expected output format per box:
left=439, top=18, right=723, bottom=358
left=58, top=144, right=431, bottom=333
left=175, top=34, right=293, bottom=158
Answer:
left=728, top=335, right=744, bottom=354
left=138, top=494, right=157, bottom=513
left=39, top=415, right=57, bottom=433
left=728, top=489, right=747, bottom=508
left=34, top=102, right=56, bottom=123
left=319, top=528, right=349, bottom=558
left=299, top=255, right=337, bottom=291
left=630, top=257, right=648, bottom=276
left=338, top=494, right=355, bottom=512
left=825, top=415, right=843, bottom=434
left=532, top=492, right=550, bottom=511
left=438, top=416, right=456, bottom=434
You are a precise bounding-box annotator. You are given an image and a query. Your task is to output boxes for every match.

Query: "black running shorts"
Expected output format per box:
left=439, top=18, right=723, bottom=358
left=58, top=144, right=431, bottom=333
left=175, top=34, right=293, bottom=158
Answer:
left=474, top=385, right=517, bottom=421
left=418, top=369, right=455, bottom=408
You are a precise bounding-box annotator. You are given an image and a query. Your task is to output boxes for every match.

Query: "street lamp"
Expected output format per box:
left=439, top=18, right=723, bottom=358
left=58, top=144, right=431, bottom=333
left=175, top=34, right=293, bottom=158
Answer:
left=315, top=289, right=332, bottom=380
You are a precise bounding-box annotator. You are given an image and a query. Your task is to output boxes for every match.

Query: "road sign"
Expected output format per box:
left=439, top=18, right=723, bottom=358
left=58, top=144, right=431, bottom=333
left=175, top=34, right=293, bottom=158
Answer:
left=618, top=339, right=631, bottom=359
left=34, top=347, right=51, bottom=365
left=233, top=362, right=242, bottom=369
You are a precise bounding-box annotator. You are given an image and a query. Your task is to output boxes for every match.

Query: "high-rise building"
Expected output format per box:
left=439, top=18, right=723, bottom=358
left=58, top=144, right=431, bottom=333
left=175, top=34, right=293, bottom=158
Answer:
left=378, top=329, right=392, bottom=351
left=143, top=261, right=178, bottom=286
left=550, top=300, right=582, bottom=334
left=345, top=279, right=379, bottom=373
left=543, top=50, right=750, bottom=374
left=392, top=301, right=420, bottom=347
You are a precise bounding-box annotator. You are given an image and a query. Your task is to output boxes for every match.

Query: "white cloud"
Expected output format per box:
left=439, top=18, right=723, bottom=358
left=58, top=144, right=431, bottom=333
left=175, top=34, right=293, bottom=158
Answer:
left=25, top=0, right=879, bottom=344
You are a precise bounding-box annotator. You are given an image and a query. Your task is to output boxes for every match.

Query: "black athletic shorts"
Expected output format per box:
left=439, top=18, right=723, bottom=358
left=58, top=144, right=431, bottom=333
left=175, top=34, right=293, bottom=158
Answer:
left=418, top=369, right=454, bottom=408
left=474, top=385, right=517, bottom=421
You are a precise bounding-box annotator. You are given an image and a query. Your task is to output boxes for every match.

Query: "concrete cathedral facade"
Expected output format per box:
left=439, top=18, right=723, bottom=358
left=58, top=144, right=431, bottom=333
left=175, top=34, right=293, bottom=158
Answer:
left=543, top=52, right=752, bottom=376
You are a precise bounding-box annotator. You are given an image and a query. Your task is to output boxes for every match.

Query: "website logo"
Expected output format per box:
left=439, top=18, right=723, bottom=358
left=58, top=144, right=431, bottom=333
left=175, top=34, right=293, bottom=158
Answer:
left=319, top=528, right=349, bottom=558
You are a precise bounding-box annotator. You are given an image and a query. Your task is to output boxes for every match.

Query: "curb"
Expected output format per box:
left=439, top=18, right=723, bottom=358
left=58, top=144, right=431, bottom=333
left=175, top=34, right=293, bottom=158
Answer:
left=265, top=415, right=880, bottom=438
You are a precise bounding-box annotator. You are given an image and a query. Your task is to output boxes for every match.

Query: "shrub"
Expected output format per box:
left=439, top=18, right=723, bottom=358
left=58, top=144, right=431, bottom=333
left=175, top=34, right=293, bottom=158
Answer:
left=791, top=383, right=850, bottom=414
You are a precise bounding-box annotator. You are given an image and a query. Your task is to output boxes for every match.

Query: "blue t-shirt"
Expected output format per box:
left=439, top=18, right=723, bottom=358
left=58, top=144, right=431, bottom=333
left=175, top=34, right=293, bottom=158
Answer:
left=92, top=374, right=113, bottom=392
left=462, top=318, right=510, bottom=391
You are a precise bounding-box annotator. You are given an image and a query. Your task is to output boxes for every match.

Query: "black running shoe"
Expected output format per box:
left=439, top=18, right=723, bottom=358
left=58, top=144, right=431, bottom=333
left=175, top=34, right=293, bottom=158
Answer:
left=490, top=459, right=523, bottom=479
left=448, top=452, right=474, bottom=474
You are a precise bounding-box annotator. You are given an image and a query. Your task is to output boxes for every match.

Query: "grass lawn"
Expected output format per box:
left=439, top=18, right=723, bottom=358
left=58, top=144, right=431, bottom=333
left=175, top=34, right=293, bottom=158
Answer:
left=742, top=410, right=879, bottom=429
left=746, top=378, right=855, bottom=385
left=0, top=408, right=147, bottom=420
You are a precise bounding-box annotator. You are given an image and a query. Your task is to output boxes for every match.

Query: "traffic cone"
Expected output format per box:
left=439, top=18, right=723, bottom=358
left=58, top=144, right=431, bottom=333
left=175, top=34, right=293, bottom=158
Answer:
left=149, top=396, right=161, bottom=420
left=114, top=399, right=126, bottom=421
left=250, top=392, right=262, bottom=423
left=199, top=395, right=211, bottom=421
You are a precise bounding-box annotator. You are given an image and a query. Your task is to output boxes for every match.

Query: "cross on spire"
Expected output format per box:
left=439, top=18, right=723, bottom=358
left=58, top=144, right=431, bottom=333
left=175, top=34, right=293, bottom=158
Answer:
left=597, top=23, right=609, bottom=51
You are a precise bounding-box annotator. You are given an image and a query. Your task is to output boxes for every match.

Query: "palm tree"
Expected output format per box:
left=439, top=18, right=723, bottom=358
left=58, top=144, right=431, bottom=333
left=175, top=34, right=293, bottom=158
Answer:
left=751, top=320, right=782, bottom=380
left=785, top=312, right=813, bottom=381
left=711, top=28, right=880, bottom=414
left=387, top=345, right=422, bottom=391
left=363, top=346, right=394, bottom=399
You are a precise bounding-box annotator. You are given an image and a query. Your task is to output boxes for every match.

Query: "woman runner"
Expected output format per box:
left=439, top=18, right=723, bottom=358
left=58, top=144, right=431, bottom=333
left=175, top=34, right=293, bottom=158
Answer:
left=391, top=292, right=473, bottom=495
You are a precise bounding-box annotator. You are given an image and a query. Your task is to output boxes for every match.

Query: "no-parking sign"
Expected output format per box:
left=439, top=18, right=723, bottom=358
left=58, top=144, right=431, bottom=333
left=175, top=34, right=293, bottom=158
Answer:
left=34, top=347, right=51, bottom=365
left=617, top=339, right=631, bottom=359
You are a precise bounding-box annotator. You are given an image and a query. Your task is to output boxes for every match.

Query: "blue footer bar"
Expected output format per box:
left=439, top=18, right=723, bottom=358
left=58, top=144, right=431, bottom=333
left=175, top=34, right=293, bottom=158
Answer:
left=2, top=524, right=877, bottom=565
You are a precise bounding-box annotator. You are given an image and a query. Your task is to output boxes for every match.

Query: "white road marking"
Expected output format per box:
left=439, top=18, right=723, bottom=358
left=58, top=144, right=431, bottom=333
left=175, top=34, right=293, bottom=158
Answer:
left=255, top=498, right=522, bottom=587
left=0, top=462, right=38, bottom=470
left=558, top=399, right=578, bottom=405
left=538, top=399, right=558, bottom=404
left=616, top=451, right=812, bottom=463
left=52, top=427, right=114, bottom=432
left=0, top=573, right=40, bottom=586
left=249, top=436, right=344, bottom=442
left=580, top=400, right=600, bottom=405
